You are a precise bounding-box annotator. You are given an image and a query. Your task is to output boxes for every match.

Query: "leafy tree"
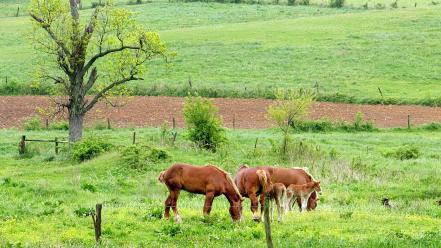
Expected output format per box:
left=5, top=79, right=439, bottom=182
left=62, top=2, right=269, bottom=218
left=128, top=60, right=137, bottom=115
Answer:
left=183, top=95, right=226, bottom=151
left=266, top=89, right=314, bottom=155
left=30, top=0, right=167, bottom=141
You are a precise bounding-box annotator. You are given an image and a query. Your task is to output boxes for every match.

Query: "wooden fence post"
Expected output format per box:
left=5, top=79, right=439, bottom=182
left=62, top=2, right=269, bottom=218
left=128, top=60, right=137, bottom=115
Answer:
left=263, top=195, right=274, bottom=248
left=172, top=117, right=176, bottom=129
left=107, top=118, right=111, bottom=129
left=15, top=6, right=20, bottom=17
left=233, top=115, right=236, bottom=129
left=407, top=115, right=411, bottom=129
left=132, top=131, right=136, bottom=144
left=19, top=135, right=26, bottom=154
left=55, top=137, right=59, bottom=154
left=92, top=204, right=102, bottom=244
left=45, top=119, right=49, bottom=129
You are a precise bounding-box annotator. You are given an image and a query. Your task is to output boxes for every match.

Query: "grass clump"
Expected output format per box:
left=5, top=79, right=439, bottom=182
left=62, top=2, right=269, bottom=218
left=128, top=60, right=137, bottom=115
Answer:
left=330, top=0, right=344, bottom=8
left=120, top=144, right=170, bottom=170
left=383, top=145, right=420, bottom=160
left=71, top=137, right=113, bottom=162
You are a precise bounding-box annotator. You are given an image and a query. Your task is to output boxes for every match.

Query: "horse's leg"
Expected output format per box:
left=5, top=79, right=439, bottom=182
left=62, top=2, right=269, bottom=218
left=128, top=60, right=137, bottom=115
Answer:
left=300, top=197, right=308, bottom=213
left=259, top=193, right=265, bottom=217
left=170, top=190, right=182, bottom=223
left=203, top=191, right=215, bottom=216
left=250, top=193, right=260, bottom=221
left=275, top=195, right=282, bottom=222
left=164, top=193, right=173, bottom=220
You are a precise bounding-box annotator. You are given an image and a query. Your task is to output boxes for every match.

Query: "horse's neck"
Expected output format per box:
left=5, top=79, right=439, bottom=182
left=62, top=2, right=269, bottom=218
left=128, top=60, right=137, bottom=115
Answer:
left=224, top=184, right=240, bottom=204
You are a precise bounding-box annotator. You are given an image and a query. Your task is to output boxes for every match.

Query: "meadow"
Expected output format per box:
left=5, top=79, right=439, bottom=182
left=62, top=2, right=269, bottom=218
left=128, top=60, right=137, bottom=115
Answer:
left=1, top=2, right=441, bottom=105
left=1, top=126, right=440, bottom=247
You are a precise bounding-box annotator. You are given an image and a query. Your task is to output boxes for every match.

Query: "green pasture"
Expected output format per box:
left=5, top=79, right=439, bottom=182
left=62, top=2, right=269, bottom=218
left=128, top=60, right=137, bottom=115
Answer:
left=1, top=2, right=441, bottom=105
left=0, top=127, right=440, bottom=247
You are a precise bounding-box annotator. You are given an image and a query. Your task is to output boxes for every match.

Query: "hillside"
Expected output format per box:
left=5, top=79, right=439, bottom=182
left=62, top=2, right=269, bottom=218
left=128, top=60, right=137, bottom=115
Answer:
left=1, top=2, right=441, bottom=105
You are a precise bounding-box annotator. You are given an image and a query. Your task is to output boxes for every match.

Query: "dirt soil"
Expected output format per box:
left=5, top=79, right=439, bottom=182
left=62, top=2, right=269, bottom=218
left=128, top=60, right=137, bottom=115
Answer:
left=1, top=96, right=441, bottom=129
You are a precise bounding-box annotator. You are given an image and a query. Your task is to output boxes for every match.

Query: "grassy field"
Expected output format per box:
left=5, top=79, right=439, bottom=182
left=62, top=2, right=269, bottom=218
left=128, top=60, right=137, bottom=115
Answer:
left=0, top=126, right=440, bottom=247
left=1, top=2, right=441, bottom=105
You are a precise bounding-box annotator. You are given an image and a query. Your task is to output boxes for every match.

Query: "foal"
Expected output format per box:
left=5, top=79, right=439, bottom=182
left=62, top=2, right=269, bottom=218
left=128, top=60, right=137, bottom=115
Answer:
left=286, top=181, right=322, bottom=213
left=269, top=183, right=287, bottom=222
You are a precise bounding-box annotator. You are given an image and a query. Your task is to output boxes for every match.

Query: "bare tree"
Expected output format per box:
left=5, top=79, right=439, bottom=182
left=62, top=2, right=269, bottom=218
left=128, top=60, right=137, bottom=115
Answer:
left=30, top=0, right=167, bottom=141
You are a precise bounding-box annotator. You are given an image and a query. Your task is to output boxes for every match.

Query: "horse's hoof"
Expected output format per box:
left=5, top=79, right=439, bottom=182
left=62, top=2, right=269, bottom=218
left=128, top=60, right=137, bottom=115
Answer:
left=174, top=215, right=182, bottom=223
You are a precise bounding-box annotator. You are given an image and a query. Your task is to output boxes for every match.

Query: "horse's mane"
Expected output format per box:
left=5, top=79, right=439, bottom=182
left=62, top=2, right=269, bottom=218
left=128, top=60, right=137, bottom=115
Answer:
left=208, top=165, right=243, bottom=200
left=292, top=166, right=316, bottom=181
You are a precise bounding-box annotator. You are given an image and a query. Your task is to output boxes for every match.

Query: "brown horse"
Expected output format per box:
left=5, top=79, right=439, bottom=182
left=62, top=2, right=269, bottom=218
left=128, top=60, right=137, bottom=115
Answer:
left=257, top=166, right=318, bottom=211
left=234, top=165, right=272, bottom=221
left=158, top=163, right=243, bottom=222
left=286, top=181, right=322, bottom=212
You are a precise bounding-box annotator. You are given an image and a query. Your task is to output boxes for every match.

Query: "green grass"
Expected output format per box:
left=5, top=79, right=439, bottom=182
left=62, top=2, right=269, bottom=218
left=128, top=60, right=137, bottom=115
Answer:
left=1, top=2, right=441, bottom=105
left=0, top=127, right=440, bottom=247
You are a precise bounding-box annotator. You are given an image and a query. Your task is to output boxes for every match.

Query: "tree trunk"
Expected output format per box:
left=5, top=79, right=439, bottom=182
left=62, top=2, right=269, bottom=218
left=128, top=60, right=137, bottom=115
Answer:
left=69, top=111, right=84, bottom=142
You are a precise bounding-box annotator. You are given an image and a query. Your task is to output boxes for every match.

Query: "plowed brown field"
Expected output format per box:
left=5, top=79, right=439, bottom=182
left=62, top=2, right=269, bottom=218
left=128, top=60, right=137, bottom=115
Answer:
left=1, top=96, right=441, bottom=129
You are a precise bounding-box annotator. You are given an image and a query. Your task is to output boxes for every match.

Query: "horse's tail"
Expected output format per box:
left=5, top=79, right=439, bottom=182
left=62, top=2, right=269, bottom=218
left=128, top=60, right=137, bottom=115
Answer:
left=256, top=169, right=269, bottom=193
left=158, top=170, right=166, bottom=183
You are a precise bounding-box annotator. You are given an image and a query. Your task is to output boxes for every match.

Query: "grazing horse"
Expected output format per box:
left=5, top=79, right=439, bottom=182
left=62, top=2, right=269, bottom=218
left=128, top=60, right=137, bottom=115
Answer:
left=234, top=165, right=272, bottom=221
left=269, top=183, right=287, bottom=222
left=286, top=181, right=322, bottom=212
left=158, top=163, right=243, bottom=223
left=257, top=166, right=319, bottom=211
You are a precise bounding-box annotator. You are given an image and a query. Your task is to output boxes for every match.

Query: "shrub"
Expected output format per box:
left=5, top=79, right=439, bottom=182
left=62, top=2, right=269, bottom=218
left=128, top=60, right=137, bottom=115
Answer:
left=183, top=95, right=226, bottom=151
left=299, top=0, right=309, bottom=5
left=49, top=121, right=69, bottom=130
left=390, top=0, right=398, bottom=8
left=23, top=116, right=42, bottom=130
left=121, top=144, right=170, bottom=170
left=287, top=0, right=296, bottom=5
left=330, top=0, right=344, bottom=7
left=81, top=183, right=97, bottom=192
left=383, top=145, right=420, bottom=160
left=72, top=137, right=112, bottom=162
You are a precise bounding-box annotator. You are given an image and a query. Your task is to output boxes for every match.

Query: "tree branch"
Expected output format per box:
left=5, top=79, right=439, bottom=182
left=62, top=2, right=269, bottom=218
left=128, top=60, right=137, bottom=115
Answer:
left=83, top=45, right=140, bottom=73
left=83, top=75, right=142, bottom=113
left=84, top=67, right=98, bottom=94
left=30, top=14, right=71, bottom=57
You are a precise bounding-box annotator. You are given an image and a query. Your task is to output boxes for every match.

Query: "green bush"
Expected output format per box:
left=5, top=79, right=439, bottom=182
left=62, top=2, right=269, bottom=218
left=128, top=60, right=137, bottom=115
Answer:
left=330, top=0, right=344, bottom=7
left=23, top=116, right=42, bottom=131
left=183, top=95, right=226, bottom=151
left=121, top=144, right=170, bottom=170
left=383, top=145, right=420, bottom=160
left=72, top=138, right=112, bottom=162
left=49, top=121, right=69, bottom=130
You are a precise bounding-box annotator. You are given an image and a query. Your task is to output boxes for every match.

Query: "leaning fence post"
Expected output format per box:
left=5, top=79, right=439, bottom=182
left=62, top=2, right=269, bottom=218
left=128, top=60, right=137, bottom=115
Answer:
left=92, top=204, right=102, bottom=244
left=55, top=137, right=59, bottom=154
left=19, top=135, right=26, bottom=154
left=407, top=115, right=411, bottom=129
left=263, top=195, right=274, bottom=248
left=132, top=131, right=136, bottom=144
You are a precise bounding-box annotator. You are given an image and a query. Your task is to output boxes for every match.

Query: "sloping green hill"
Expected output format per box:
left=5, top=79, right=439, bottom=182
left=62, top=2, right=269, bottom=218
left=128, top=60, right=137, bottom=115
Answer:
left=1, top=2, right=441, bottom=105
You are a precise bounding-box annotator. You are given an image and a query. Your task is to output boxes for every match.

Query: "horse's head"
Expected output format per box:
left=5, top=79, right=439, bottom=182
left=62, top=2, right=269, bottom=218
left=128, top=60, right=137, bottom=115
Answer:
left=313, top=181, right=322, bottom=195
left=229, top=197, right=243, bottom=222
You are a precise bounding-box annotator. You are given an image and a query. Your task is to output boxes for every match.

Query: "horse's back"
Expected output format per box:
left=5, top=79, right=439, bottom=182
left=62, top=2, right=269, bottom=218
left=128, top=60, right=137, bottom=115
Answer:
left=162, top=163, right=224, bottom=194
